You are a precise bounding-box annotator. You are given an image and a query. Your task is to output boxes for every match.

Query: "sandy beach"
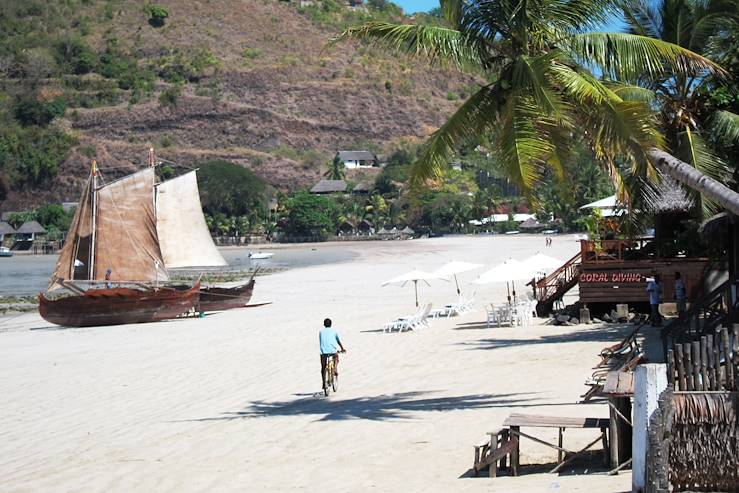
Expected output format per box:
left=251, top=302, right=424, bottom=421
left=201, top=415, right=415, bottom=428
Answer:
left=0, top=234, right=633, bottom=492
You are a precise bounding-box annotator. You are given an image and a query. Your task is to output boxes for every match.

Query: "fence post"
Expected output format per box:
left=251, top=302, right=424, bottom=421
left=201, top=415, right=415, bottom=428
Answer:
left=633, top=364, right=668, bottom=493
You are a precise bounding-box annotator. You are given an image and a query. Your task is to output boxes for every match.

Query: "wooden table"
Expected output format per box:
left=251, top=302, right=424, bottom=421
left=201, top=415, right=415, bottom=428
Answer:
left=502, top=413, right=610, bottom=473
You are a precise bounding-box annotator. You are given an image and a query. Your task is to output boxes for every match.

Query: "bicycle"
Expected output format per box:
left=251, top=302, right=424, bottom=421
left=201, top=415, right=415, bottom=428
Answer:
left=323, top=350, right=345, bottom=397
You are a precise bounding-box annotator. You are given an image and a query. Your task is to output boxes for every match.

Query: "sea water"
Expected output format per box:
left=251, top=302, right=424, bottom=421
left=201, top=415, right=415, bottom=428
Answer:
left=0, top=246, right=358, bottom=296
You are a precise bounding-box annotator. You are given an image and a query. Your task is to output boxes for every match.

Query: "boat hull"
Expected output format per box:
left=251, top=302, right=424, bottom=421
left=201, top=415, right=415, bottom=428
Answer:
left=199, top=279, right=255, bottom=312
left=39, top=283, right=200, bottom=327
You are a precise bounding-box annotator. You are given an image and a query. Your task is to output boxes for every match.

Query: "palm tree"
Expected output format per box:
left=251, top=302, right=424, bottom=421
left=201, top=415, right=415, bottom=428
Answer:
left=324, top=154, right=346, bottom=180
left=623, top=0, right=738, bottom=214
left=333, top=0, right=725, bottom=202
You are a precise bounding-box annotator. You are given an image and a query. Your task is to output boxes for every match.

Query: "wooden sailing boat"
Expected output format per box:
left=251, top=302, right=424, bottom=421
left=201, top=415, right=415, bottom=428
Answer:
left=39, top=161, right=199, bottom=327
left=153, top=155, right=255, bottom=312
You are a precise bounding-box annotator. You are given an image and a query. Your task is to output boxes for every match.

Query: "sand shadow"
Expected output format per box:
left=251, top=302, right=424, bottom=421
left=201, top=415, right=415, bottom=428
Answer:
left=185, top=391, right=542, bottom=423
left=460, top=450, right=617, bottom=479
left=456, top=323, right=637, bottom=351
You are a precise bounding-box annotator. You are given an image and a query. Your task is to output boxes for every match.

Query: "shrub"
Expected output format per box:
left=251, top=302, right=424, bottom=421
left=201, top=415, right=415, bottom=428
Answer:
left=158, top=84, right=182, bottom=110
left=12, top=96, right=66, bottom=126
left=281, top=191, right=339, bottom=239
left=145, top=4, right=169, bottom=27
left=0, top=125, right=76, bottom=187
left=53, top=35, right=96, bottom=75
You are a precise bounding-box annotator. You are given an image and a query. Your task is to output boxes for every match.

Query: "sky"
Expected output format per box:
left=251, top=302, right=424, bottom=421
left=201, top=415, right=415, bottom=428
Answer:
left=394, top=0, right=627, bottom=32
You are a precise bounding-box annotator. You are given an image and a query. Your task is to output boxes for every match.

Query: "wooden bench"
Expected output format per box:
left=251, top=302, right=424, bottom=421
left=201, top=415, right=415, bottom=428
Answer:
left=502, top=413, right=610, bottom=473
left=473, top=428, right=519, bottom=477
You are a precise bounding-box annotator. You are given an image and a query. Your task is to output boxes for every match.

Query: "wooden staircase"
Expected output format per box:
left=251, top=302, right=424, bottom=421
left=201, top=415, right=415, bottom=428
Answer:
left=535, top=252, right=582, bottom=315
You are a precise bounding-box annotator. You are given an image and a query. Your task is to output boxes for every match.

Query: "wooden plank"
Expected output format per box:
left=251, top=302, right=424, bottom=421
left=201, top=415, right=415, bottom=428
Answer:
left=675, top=344, right=686, bottom=391
left=713, top=345, right=722, bottom=391
left=667, top=349, right=675, bottom=390
left=502, top=413, right=609, bottom=429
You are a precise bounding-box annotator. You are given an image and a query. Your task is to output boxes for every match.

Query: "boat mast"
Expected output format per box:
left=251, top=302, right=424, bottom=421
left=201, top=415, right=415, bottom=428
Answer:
left=89, top=160, right=97, bottom=281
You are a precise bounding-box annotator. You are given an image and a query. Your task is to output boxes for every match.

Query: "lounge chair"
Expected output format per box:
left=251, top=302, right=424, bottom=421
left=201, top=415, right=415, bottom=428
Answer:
left=384, top=303, right=432, bottom=332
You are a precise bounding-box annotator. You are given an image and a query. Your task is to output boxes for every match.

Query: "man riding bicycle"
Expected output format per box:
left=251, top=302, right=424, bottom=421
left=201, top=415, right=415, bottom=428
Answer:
left=319, top=318, right=346, bottom=391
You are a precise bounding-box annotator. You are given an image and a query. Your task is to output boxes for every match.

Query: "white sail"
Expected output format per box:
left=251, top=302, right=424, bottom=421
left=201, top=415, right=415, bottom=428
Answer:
left=156, top=171, right=227, bottom=269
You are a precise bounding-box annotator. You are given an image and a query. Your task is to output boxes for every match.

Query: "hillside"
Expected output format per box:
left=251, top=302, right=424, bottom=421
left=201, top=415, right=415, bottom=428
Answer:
left=0, top=0, right=473, bottom=209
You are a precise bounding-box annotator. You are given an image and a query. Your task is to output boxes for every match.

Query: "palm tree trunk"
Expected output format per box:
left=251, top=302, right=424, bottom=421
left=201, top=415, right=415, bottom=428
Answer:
left=648, top=148, right=739, bottom=216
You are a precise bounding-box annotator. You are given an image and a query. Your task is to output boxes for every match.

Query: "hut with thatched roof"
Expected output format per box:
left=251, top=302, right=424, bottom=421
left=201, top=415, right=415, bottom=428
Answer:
left=16, top=220, right=46, bottom=240
left=519, top=217, right=544, bottom=231
left=337, top=220, right=356, bottom=235
left=357, top=219, right=373, bottom=234
left=352, top=181, right=373, bottom=194
left=0, top=221, right=15, bottom=243
left=310, top=179, right=348, bottom=194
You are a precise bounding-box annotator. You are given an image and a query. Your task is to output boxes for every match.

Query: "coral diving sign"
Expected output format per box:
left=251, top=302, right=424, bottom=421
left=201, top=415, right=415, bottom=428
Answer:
left=579, top=272, right=644, bottom=283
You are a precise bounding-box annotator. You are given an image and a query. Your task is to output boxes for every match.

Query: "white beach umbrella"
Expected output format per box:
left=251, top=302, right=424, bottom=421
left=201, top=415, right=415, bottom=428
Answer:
left=431, top=261, right=484, bottom=295
left=473, top=259, right=538, bottom=302
left=522, top=252, right=563, bottom=275
left=382, top=269, right=439, bottom=307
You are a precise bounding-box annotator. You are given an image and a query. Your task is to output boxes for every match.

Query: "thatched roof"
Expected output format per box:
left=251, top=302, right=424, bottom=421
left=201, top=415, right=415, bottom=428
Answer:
left=16, top=220, right=46, bottom=234
left=338, top=220, right=356, bottom=232
left=337, top=150, right=376, bottom=162
left=352, top=181, right=373, bottom=193
left=643, top=175, right=695, bottom=213
left=357, top=219, right=372, bottom=230
left=0, top=221, right=16, bottom=234
left=401, top=226, right=415, bottom=234
left=310, top=179, right=347, bottom=194
left=519, top=217, right=543, bottom=229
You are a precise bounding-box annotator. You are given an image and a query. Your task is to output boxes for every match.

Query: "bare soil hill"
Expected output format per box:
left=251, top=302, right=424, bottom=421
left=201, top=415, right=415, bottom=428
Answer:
left=1, top=0, right=472, bottom=209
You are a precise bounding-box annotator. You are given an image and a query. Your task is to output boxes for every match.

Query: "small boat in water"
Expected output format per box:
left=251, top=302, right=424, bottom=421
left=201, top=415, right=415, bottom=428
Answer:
left=248, top=251, right=274, bottom=260
left=0, top=247, right=12, bottom=257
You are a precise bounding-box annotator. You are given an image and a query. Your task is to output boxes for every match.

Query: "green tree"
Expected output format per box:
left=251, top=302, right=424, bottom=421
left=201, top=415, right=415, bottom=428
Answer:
left=623, top=0, right=739, bottom=215
left=197, top=160, right=268, bottom=217
left=334, top=0, right=725, bottom=203
left=281, top=191, right=339, bottom=239
left=324, top=154, right=346, bottom=180
left=145, top=4, right=169, bottom=27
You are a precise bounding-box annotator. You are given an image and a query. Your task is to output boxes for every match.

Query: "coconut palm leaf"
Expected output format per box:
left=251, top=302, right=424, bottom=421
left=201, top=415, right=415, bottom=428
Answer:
left=409, top=85, right=500, bottom=187
left=496, top=95, right=554, bottom=192
left=621, top=0, right=662, bottom=39
left=570, top=32, right=728, bottom=80
left=711, top=110, right=739, bottom=142
left=680, top=127, right=728, bottom=216
left=607, top=83, right=657, bottom=103
left=332, top=22, right=487, bottom=69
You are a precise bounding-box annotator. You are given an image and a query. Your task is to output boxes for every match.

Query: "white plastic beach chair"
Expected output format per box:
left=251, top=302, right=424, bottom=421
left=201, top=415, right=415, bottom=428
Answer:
left=384, top=303, right=432, bottom=332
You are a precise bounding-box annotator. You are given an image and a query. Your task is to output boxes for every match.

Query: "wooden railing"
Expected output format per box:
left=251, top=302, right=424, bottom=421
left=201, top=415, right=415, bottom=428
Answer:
left=662, top=279, right=732, bottom=348
left=667, top=326, right=739, bottom=392
left=534, top=252, right=582, bottom=313
left=580, top=237, right=655, bottom=263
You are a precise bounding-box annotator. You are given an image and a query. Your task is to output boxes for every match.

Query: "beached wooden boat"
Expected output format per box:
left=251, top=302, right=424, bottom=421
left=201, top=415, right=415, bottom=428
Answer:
left=40, top=283, right=200, bottom=327
left=40, top=161, right=198, bottom=327
left=199, top=278, right=255, bottom=312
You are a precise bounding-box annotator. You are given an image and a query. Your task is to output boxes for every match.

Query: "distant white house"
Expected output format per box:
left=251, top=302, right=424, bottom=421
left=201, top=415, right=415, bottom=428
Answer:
left=336, top=150, right=379, bottom=169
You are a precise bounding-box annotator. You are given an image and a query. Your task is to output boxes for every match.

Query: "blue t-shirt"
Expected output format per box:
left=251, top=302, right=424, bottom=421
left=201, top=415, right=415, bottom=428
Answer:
left=675, top=279, right=686, bottom=300
left=319, top=327, right=341, bottom=355
left=646, top=280, right=662, bottom=305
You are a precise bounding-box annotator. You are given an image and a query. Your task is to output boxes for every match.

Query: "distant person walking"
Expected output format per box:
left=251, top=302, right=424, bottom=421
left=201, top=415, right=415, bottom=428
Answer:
left=674, top=272, right=687, bottom=316
left=319, top=318, right=346, bottom=391
left=646, top=274, right=663, bottom=326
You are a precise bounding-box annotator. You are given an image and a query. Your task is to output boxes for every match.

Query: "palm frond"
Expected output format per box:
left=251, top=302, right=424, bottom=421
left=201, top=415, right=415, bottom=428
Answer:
left=681, top=127, right=728, bottom=216
left=711, top=110, right=739, bottom=143
left=495, top=95, right=554, bottom=192
left=511, top=53, right=573, bottom=123
left=606, top=83, right=657, bottom=103
left=621, top=0, right=663, bottom=39
left=569, top=32, right=728, bottom=80
left=549, top=63, right=621, bottom=105
left=409, top=86, right=500, bottom=188
left=545, top=0, right=621, bottom=33
left=689, top=14, right=738, bottom=52
left=332, top=22, right=486, bottom=69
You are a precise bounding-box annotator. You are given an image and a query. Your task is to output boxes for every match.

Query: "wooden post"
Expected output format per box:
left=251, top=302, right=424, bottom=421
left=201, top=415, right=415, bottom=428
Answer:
left=706, top=334, right=715, bottom=390
left=700, top=336, right=709, bottom=391
left=666, top=349, right=675, bottom=389
left=722, top=328, right=733, bottom=390
left=691, top=341, right=702, bottom=391
left=510, top=425, right=520, bottom=476
left=558, top=428, right=564, bottom=463
left=713, top=345, right=722, bottom=390
left=609, top=396, right=620, bottom=468
left=633, top=364, right=668, bottom=493
left=674, top=344, right=686, bottom=391
left=683, top=343, right=694, bottom=391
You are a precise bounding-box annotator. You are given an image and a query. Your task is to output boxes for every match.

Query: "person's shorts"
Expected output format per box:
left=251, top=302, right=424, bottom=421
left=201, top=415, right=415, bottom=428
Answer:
left=320, top=353, right=338, bottom=366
